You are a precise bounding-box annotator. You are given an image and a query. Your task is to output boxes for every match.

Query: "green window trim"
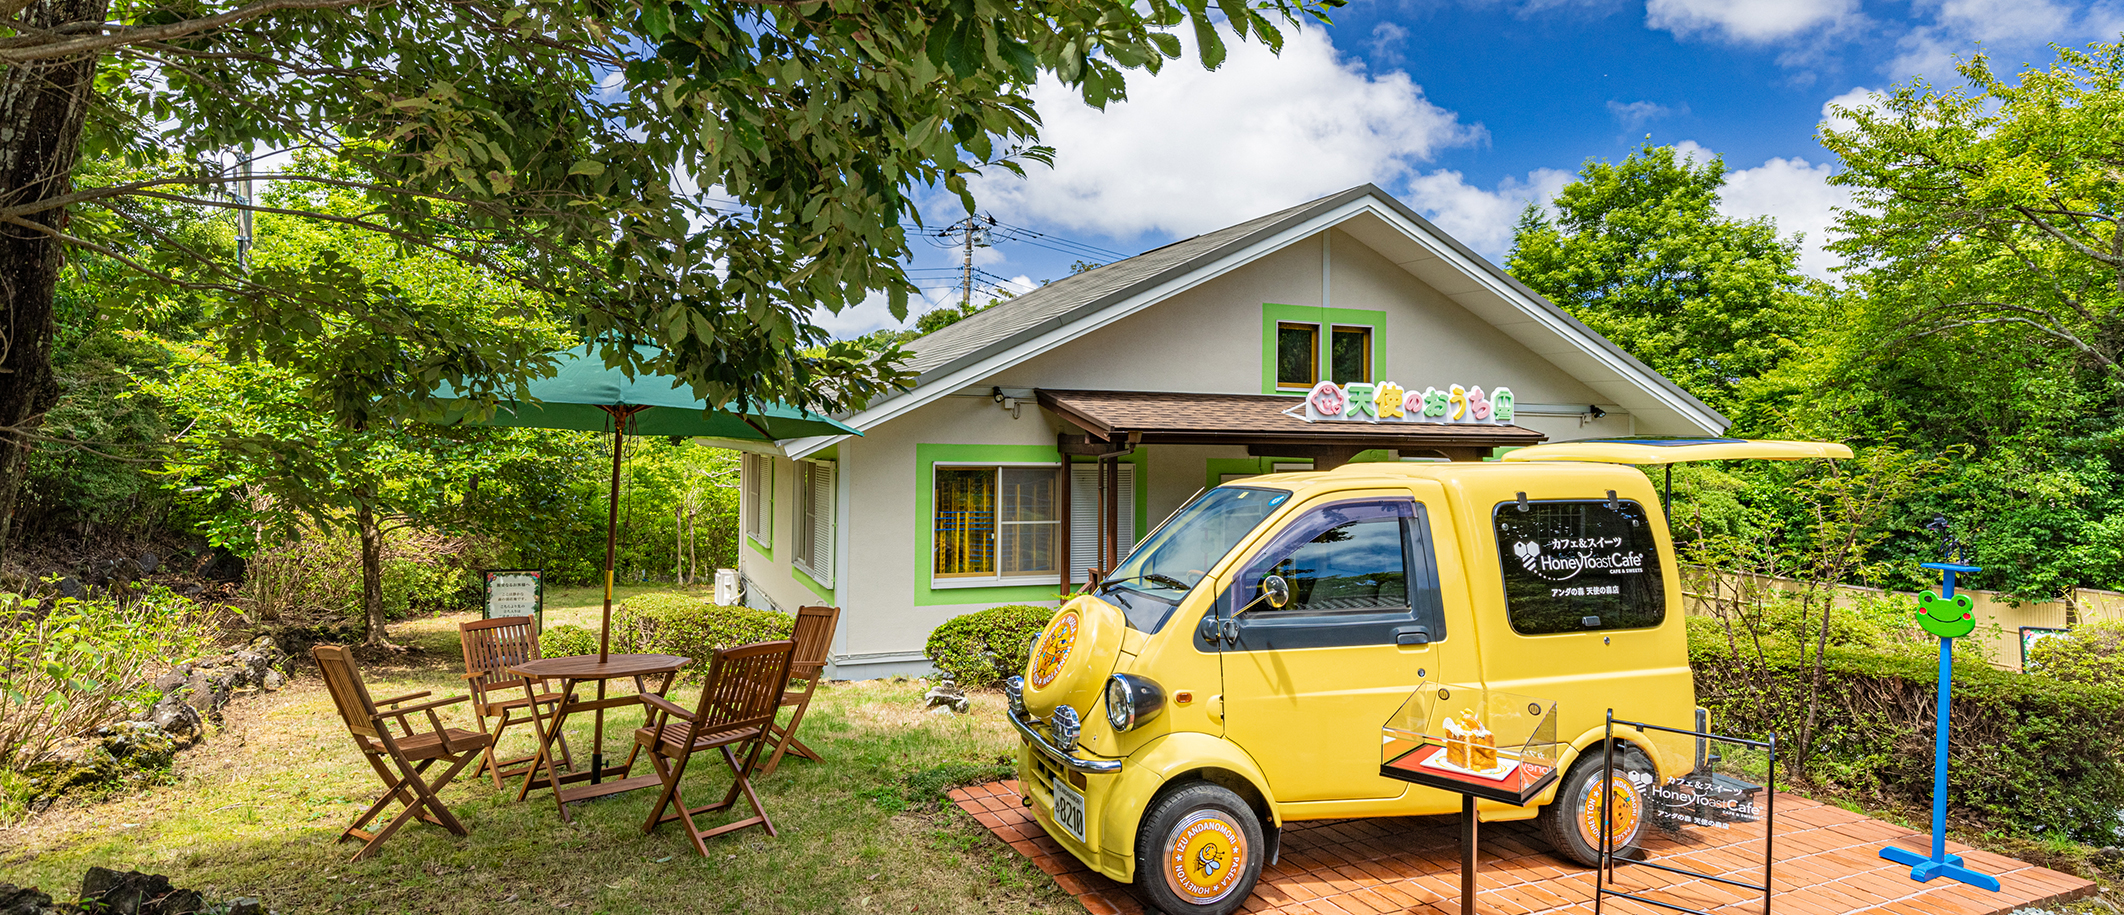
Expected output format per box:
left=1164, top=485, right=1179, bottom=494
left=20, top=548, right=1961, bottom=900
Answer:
left=1261, top=303, right=1386, bottom=395
left=793, top=564, right=834, bottom=602
left=915, top=442, right=1146, bottom=607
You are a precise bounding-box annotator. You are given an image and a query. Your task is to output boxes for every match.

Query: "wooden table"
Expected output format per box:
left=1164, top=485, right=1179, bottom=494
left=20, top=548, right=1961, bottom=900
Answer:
left=511, top=653, right=689, bottom=822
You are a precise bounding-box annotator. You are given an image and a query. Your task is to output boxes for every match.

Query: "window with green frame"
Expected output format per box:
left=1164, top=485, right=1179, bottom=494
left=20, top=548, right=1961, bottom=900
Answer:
left=1276, top=322, right=1318, bottom=389
left=1331, top=325, right=1372, bottom=384
left=934, top=466, right=1061, bottom=579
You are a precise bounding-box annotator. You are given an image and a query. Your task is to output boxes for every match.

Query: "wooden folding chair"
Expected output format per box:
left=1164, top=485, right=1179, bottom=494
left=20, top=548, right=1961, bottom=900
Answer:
left=312, top=645, right=491, bottom=862
left=635, top=639, right=795, bottom=855
left=459, top=616, right=573, bottom=788
left=763, top=605, right=839, bottom=776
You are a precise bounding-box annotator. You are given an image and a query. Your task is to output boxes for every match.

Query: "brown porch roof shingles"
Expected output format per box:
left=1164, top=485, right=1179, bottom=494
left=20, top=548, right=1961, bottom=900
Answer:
left=1036, top=389, right=1547, bottom=454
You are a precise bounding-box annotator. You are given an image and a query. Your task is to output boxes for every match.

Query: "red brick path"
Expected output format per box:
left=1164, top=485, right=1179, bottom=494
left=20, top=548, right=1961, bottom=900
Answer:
left=948, top=780, right=2095, bottom=915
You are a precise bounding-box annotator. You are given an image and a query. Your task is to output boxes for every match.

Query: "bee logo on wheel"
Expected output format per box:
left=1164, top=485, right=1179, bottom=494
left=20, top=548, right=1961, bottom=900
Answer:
left=1030, top=611, right=1080, bottom=689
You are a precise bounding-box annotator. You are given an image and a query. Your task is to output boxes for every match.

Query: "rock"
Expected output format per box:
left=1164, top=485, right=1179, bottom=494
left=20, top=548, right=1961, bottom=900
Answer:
left=98, top=722, right=177, bottom=770
left=151, top=672, right=186, bottom=694
left=0, top=883, right=56, bottom=915
left=135, top=552, right=160, bottom=575
left=202, top=551, right=244, bottom=583
left=79, top=868, right=202, bottom=915
left=221, top=900, right=261, bottom=915
left=261, top=670, right=283, bottom=690
left=56, top=577, right=84, bottom=599
left=148, top=698, right=203, bottom=746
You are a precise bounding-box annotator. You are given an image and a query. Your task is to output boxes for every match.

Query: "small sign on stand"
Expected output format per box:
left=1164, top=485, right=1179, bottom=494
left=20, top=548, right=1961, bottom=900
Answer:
left=1380, top=681, right=1560, bottom=915
left=1595, top=710, right=1776, bottom=915
left=483, top=569, right=543, bottom=627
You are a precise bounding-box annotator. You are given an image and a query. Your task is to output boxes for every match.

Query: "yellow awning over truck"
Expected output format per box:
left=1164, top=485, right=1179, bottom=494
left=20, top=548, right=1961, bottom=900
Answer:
left=1501, top=438, right=1853, bottom=465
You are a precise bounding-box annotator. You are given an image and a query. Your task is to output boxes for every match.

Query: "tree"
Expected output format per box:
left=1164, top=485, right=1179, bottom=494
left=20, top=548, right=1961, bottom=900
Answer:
left=1823, top=42, right=2124, bottom=384
left=0, top=0, right=1337, bottom=552
left=1507, top=144, right=1807, bottom=415
left=137, top=168, right=571, bottom=647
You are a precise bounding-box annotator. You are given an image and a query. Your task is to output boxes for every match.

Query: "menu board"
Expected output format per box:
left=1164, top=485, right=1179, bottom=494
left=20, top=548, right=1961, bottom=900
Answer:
left=483, top=570, right=542, bottom=624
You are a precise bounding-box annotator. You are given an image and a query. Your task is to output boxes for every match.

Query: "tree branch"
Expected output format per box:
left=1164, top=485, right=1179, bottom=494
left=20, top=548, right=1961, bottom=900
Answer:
left=0, top=0, right=380, bottom=64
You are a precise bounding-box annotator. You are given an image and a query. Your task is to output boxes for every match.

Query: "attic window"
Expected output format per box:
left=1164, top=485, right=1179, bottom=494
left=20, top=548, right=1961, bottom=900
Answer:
left=1276, top=322, right=1318, bottom=389
left=1331, top=325, right=1371, bottom=384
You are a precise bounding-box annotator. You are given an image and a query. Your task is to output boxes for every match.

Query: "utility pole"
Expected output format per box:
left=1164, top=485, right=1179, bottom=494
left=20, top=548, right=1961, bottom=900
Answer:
left=942, top=214, right=995, bottom=309
left=236, top=154, right=254, bottom=269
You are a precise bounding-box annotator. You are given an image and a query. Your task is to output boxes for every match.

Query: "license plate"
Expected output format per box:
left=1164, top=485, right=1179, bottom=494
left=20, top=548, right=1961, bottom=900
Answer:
left=1051, top=775, right=1087, bottom=844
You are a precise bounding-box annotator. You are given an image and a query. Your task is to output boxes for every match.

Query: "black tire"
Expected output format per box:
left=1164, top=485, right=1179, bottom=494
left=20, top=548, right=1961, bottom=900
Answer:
left=1132, top=781, right=1266, bottom=915
left=1540, top=746, right=1655, bottom=867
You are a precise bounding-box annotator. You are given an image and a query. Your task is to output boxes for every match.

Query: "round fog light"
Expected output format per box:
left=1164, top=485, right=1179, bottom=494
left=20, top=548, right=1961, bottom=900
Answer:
left=1050, top=704, right=1081, bottom=752
left=1005, top=676, right=1026, bottom=718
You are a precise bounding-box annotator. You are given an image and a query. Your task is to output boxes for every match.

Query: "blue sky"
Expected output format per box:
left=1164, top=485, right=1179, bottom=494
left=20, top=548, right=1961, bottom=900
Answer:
left=817, top=0, right=2124, bottom=337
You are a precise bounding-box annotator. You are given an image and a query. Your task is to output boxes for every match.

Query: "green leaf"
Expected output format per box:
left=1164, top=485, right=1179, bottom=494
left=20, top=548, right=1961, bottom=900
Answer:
left=1190, top=12, right=1226, bottom=71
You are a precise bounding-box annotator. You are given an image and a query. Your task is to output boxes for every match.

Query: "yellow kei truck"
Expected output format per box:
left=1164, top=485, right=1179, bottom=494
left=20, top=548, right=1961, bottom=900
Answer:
left=1004, top=439, right=1850, bottom=915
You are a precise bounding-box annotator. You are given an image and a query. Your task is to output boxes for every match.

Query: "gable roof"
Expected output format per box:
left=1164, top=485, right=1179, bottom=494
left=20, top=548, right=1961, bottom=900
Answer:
left=785, top=184, right=1728, bottom=458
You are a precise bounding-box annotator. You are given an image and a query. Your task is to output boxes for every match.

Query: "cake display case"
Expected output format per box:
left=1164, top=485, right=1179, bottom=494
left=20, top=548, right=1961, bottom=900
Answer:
left=1380, top=680, right=1561, bottom=805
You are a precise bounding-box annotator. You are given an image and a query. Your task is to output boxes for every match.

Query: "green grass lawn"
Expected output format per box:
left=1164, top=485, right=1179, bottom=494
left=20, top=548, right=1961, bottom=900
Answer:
left=0, top=610, right=1073, bottom=915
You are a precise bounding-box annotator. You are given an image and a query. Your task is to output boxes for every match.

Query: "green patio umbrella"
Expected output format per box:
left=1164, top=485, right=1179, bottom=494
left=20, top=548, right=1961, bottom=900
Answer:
left=442, top=344, right=858, bottom=661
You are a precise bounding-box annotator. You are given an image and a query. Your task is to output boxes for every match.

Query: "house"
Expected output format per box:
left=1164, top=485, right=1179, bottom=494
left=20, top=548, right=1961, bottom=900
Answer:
left=736, top=184, right=1728, bottom=679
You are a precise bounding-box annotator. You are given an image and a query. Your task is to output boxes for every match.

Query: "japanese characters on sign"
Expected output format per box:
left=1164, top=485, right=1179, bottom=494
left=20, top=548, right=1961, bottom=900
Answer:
left=1296, top=380, right=1517, bottom=425
left=483, top=569, right=543, bottom=624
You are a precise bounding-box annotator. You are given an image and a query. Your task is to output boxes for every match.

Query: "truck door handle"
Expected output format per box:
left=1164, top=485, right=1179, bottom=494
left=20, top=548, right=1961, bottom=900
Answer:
left=1394, top=626, right=1431, bottom=646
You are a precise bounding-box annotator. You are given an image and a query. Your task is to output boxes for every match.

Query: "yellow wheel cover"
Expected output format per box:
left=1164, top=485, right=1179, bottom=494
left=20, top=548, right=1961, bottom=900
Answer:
left=1577, top=774, right=1644, bottom=850
left=1030, top=611, right=1080, bottom=689
left=1163, top=811, right=1248, bottom=904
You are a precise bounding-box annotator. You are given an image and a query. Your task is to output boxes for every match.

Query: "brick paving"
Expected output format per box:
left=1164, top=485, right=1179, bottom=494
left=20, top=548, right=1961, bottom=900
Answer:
left=947, top=780, right=2096, bottom=915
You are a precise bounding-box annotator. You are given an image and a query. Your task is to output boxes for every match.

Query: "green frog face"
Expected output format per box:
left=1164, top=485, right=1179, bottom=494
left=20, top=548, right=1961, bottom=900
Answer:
left=1916, top=591, right=1976, bottom=638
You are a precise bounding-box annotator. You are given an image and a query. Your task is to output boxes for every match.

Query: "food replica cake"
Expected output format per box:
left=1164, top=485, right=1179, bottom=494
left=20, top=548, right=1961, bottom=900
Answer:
left=1442, top=708, right=1497, bottom=771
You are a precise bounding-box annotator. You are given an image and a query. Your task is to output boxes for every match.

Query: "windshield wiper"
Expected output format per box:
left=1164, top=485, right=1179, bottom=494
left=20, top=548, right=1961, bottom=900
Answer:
left=1102, top=573, right=1191, bottom=593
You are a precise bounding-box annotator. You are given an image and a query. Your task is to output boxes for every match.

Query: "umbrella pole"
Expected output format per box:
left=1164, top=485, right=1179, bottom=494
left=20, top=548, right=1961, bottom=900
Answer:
left=602, top=419, right=624, bottom=663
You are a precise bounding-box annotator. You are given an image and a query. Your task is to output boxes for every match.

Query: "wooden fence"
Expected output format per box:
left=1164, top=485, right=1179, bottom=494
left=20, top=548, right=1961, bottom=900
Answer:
left=1680, top=566, right=2124, bottom=672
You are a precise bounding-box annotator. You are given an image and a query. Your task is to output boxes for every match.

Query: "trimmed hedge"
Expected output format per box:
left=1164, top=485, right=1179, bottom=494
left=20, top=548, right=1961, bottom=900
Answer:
left=613, top=592, right=793, bottom=680
left=1693, top=640, right=2124, bottom=842
left=925, top=604, right=1057, bottom=688
left=540, top=623, right=599, bottom=659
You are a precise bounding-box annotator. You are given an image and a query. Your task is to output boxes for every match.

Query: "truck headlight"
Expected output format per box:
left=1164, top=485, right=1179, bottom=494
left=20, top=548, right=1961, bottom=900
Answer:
left=1004, top=676, right=1026, bottom=718
left=1050, top=704, right=1081, bottom=752
left=1104, top=674, right=1165, bottom=732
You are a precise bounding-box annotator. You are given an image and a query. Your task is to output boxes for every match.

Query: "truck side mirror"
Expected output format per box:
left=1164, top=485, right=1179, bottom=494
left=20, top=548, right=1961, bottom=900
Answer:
left=1263, top=574, right=1290, bottom=609
left=1231, top=573, right=1293, bottom=617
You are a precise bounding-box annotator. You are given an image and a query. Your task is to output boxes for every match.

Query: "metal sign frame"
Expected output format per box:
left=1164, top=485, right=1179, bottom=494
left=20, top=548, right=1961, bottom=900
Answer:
left=1594, top=711, right=1777, bottom=915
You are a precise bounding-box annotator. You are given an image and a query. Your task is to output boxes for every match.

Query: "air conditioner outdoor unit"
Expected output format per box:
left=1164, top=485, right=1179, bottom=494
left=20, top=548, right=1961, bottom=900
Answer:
left=713, top=569, right=740, bottom=606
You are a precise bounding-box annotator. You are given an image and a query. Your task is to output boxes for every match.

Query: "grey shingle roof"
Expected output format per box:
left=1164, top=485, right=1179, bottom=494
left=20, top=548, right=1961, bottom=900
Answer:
left=882, top=183, right=1726, bottom=433
left=901, top=192, right=1348, bottom=380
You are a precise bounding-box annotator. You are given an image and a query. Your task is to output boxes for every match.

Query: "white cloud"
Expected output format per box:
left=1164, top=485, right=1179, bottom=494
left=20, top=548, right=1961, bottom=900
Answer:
left=1664, top=141, right=1853, bottom=279
left=1401, top=167, right=1575, bottom=259
left=1819, top=86, right=1885, bottom=135
left=1606, top=99, right=1687, bottom=130
left=1644, top=0, right=1856, bottom=43
left=967, top=26, right=1485, bottom=240
left=1369, top=22, right=1411, bottom=68
left=1888, top=0, right=2105, bottom=82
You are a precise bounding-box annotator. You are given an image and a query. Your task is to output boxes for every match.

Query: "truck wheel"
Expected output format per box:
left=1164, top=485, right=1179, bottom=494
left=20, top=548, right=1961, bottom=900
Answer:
left=1540, top=747, right=1654, bottom=868
left=1133, top=782, right=1266, bottom=915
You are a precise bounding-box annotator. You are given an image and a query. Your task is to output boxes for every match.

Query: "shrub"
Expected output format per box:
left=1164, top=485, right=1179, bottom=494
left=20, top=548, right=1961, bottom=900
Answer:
left=239, top=527, right=497, bottom=637
left=925, top=604, right=1057, bottom=688
left=2023, top=619, right=2124, bottom=684
left=613, top=592, right=792, bottom=680
left=540, top=624, right=599, bottom=659
left=1693, top=638, right=2124, bottom=843
left=0, top=587, right=214, bottom=771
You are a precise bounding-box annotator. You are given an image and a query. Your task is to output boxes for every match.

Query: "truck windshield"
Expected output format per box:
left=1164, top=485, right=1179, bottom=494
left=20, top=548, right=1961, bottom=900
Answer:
left=1102, top=486, right=1291, bottom=632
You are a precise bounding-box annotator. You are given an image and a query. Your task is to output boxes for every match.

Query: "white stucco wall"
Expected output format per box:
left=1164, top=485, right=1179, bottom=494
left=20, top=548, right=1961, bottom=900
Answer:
left=766, top=225, right=1693, bottom=677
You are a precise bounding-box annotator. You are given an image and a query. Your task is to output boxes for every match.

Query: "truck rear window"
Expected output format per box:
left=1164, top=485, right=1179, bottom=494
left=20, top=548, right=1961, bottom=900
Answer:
left=1492, top=499, right=1665, bottom=634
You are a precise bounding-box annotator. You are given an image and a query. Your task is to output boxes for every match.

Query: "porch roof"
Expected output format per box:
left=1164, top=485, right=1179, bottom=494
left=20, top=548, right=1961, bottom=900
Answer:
left=1035, top=389, right=1546, bottom=459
